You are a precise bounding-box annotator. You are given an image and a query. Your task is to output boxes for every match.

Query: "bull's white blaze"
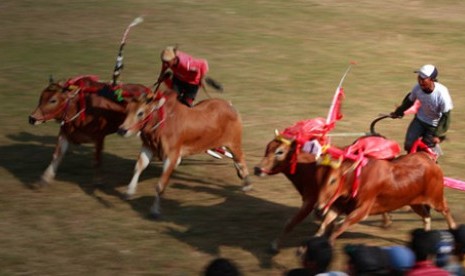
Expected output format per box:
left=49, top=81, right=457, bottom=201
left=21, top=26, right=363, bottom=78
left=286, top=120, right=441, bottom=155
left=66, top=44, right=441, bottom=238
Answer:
left=127, top=146, right=152, bottom=196
left=42, top=136, right=69, bottom=183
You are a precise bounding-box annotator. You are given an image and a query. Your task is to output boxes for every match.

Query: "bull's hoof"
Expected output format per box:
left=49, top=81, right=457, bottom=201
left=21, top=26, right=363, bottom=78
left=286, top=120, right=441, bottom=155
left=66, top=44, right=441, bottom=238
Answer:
left=382, top=221, right=393, bottom=229
left=124, top=193, right=134, bottom=201
left=150, top=205, right=161, bottom=220
left=269, top=241, right=280, bottom=255
left=242, top=184, right=253, bottom=192
left=149, top=211, right=161, bottom=220
left=29, top=179, right=48, bottom=190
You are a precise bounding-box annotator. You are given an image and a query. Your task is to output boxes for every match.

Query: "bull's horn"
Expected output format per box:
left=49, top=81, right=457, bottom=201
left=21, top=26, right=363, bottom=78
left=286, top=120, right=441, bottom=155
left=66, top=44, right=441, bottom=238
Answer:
left=49, top=74, right=54, bottom=84
left=156, top=97, right=166, bottom=109
left=330, top=156, right=343, bottom=169
left=274, top=129, right=280, bottom=137
left=67, top=87, right=81, bottom=98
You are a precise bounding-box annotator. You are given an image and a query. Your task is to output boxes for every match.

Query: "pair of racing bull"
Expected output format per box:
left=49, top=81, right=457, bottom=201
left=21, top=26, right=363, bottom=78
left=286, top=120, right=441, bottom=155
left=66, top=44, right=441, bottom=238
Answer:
left=29, top=75, right=252, bottom=217
left=254, top=116, right=457, bottom=252
left=29, top=74, right=456, bottom=253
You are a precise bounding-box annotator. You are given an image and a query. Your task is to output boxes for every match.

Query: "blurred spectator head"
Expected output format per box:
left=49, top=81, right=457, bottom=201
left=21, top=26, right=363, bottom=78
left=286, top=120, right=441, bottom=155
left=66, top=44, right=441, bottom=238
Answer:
left=382, top=245, right=415, bottom=272
left=434, top=230, right=455, bottom=267
left=204, top=257, right=241, bottom=276
left=409, top=228, right=441, bottom=261
left=344, top=244, right=390, bottom=275
left=451, top=224, right=465, bottom=258
left=297, top=236, right=333, bottom=274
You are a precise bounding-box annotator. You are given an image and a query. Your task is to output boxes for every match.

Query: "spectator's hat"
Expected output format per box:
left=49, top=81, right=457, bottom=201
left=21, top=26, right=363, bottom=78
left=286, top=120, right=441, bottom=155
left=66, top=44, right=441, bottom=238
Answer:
left=382, top=245, right=415, bottom=271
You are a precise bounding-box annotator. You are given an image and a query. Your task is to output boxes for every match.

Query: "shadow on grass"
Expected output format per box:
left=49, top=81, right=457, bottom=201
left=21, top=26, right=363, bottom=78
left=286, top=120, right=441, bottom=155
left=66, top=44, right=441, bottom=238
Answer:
left=1, top=132, right=160, bottom=201
left=1, top=131, right=414, bottom=269
left=123, top=181, right=408, bottom=269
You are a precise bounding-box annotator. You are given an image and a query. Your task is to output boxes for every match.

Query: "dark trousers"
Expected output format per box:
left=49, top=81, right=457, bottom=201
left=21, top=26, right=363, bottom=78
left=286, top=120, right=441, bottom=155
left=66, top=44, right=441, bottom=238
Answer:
left=172, top=76, right=200, bottom=107
left=404, top=116, right=436, bottom=152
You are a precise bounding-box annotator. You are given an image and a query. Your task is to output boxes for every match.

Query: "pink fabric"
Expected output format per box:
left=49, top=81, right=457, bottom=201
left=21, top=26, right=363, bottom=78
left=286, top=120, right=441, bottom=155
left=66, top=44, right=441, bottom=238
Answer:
left=282, top=117, right=329, bottom=146
left=279, top=86, right=345, bottom=174
left=324, top=136, right=401, bottom=197
left=326, top=87, right=345, bottom=127
left=65, top=75, right=100, bottom=87
left=345, top=136, right=401, bottom=160
left=404, top=99, right=421, bottom=115
left=325, top=136, right=401, bottom=161
left=171, top=51, right=208, bottom=85
left=444, top=177, right=465, bottom=191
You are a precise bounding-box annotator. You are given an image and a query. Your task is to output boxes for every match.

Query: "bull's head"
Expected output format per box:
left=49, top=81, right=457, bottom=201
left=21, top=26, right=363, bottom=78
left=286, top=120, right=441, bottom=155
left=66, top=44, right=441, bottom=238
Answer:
left=117, top=93, right=166, bottom=137
left=254, top=129, right=297, bottom=176
left=314, top=154, right=346, bottom=215
left=28, top=80, right=76, bottom=125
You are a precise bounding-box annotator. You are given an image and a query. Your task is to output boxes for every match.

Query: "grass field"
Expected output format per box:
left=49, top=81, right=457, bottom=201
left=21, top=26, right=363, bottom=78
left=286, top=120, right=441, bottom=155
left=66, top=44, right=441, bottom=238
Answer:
left=2, top=0, right=465, bottom=275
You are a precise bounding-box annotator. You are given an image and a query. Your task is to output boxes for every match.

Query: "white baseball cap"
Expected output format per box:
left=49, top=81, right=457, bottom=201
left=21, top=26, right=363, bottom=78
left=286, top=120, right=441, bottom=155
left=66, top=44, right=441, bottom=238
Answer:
left=414, top=64, right=438, bottom=79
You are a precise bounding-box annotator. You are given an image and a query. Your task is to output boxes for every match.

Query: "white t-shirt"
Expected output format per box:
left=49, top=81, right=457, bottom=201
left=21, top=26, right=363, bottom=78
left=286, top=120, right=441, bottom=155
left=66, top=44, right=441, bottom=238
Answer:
left=408, top=82, right=453, bottom=127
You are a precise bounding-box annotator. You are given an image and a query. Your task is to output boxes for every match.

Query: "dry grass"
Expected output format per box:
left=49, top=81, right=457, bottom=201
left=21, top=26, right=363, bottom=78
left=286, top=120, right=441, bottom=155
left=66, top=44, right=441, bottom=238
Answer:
left=2, top=0, right=465, bottom=275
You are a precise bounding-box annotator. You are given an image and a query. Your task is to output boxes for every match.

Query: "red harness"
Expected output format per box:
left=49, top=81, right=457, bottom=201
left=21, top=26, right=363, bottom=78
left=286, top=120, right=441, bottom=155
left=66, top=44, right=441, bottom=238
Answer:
left=323, top=136, right=401, bottom=209
left=279, top=118, right=333, bottom=174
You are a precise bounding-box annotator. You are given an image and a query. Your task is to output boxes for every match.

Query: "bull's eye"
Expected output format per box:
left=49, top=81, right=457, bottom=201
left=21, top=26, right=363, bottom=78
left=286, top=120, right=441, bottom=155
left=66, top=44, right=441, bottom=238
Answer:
left=49, top=99, right=57, bottom=104
left=275, top=149, right=284, bottom=158
left=329, top=177, right=337, bottom=185
left=137, top=110, right=144, bottom=118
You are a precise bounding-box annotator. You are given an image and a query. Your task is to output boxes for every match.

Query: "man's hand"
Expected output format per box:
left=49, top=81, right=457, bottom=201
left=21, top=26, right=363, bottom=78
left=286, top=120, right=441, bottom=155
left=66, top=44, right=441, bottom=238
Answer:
left=389, top=111, right=403, bottom=119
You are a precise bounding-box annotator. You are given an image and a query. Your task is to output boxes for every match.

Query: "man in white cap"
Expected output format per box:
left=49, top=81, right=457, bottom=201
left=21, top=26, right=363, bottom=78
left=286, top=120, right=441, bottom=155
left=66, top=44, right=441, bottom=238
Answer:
left=391, top=64, right=453, bottom=154
left=157, top=46, right=209, bottom=107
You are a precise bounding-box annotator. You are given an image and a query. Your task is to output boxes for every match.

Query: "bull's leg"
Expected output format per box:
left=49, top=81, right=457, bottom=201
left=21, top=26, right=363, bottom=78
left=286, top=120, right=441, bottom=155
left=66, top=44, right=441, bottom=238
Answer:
left=271, top=200, right=314, bottom=254
left=228, top=146, right=252, bottom=191
left=433, top=197, right=457, bottom=230
left=410, top=204, right=432, bottom=230
left=126, top=146, right=153, bottom=198
left=314, top=209, right=339, bottom=237
left=329, top=203, right=373, bottom=243
left=93, top=137, right=104, bottom=185
left=381, top=212, right=393, bottom=228
left=150, top=150, right=181, bottom=217
left=39, top=134, right=69, bottom=186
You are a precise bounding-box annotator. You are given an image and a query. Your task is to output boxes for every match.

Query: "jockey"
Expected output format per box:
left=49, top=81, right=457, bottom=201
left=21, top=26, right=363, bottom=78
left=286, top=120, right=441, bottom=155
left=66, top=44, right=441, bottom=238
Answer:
left=157, top=46, right=209, bottom=107
left=390, top=64, right=453, bottom=154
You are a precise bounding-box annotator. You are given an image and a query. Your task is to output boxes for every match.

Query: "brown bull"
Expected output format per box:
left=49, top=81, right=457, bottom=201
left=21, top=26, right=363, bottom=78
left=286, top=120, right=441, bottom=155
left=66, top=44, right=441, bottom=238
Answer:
left=254, top=135, right=392, bottom=252
left=28, top=76, right=150, bottom=185
left=117, top=90, right=252, bottom=217
left=254, top=137, right=322, bottom=253
left=315, top=151, right=457, bottom=243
